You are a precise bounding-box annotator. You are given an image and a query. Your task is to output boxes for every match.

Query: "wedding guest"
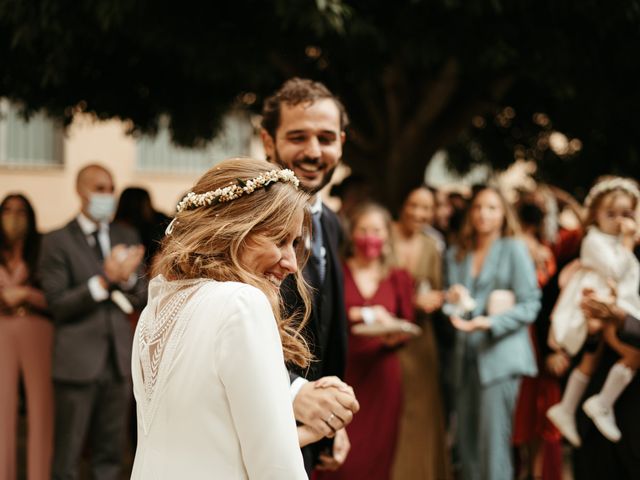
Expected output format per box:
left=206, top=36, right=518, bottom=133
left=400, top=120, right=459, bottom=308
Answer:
left=547, top=178, right=640, bottom=446
left=573, top=286, right=640, bottom=479
left=0, top=194, right=52, bottom=480
left=131, top=158, right=319, bottom=478
left=512, top=199, right=562, bottom=480
left=329, top=174, right=372, bottom=233
left=114, top=187, right=171, bottom=271
left=434, top=188, right=453, bottom=236
left=113, top=186, right=170, bottom=447
left=390, top=184, right=451, bottom=480
left=445, top=186, right=541, bottom=480
left=38, top=164, right=148, bottom=479
left=415, top=185, right=446, bottom=254
left=317, top=203, right=414, bottom=480
left=445, top=190, right=470, bottom=246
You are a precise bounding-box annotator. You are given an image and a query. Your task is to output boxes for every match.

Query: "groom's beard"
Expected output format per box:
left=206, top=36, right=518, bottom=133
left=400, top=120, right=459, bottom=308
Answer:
left=271, top=150, right=338, bottom=195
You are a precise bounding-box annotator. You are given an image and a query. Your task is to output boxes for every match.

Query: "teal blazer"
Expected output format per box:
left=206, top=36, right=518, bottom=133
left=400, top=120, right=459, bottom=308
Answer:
left=445, top=237, right=541, bottom=386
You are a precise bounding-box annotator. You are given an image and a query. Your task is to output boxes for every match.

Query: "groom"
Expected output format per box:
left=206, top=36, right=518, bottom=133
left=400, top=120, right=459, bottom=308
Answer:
left=261, top=78, right=359, bottom=474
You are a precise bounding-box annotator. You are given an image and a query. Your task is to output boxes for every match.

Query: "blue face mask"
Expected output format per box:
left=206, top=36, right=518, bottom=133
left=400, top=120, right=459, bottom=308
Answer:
left=88, top=193, right=116, bottom=222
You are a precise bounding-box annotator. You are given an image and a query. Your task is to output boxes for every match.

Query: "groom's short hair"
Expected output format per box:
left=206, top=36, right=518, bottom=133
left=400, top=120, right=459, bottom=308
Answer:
left=261, top=77, right=349, bottom=139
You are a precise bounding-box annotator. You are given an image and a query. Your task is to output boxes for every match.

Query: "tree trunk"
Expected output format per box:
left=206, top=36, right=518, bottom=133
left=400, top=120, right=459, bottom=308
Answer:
left=343, top=63, right=515, bottom=213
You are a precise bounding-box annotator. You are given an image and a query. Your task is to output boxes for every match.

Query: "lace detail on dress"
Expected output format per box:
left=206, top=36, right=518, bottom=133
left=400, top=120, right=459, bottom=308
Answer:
left=137, top=277, right=207, bottom=434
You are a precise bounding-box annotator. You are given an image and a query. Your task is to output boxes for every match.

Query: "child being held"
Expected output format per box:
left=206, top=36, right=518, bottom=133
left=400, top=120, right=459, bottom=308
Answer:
left=547, top=177, right=640, bottom=446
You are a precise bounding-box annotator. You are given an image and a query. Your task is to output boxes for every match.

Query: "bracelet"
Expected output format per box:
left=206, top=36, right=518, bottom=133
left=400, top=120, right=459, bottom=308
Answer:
left=360, top=307, right=376, bottom=325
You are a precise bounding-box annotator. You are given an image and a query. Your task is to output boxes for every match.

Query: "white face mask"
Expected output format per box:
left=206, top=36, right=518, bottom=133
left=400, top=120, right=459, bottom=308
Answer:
left=88, top=193, right=116, bottom=222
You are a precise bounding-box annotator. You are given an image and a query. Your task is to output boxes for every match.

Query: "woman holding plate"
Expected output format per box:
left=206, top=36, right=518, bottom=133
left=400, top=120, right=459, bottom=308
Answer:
left=316, top=203, right=414, bottom=480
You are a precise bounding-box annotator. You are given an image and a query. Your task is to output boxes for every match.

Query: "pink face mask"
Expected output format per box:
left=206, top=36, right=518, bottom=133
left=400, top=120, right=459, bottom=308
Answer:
left=353, top=235, right=385, bottom=259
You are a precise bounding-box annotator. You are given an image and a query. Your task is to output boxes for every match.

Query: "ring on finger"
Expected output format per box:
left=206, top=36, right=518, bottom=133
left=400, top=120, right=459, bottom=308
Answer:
left=323, top=414, right=337, bottom=433
left=325, top=412, right=344, bottom=429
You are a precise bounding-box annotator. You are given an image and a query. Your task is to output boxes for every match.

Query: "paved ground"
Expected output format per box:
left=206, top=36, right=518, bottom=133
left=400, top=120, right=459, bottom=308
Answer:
left=17, top=413, right=134, bottom=480
left=17, top=412, right=575, bottom=479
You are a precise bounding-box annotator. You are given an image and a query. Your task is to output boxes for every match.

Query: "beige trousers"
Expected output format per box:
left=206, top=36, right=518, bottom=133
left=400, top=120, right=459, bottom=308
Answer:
left=0, top=314, right=54, bottom=480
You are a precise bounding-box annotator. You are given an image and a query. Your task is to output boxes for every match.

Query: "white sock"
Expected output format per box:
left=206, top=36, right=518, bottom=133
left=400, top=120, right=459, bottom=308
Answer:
left=561, top=369, right=590, bottom=414
left=598, top=363, right=635, bottom=410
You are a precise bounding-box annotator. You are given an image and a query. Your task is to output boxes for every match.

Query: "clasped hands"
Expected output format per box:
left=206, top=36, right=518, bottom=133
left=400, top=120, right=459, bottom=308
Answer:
left=99, top=244, right=145, bottom=288
left=294, top=376, right=359, bottom=470
left=1, top=285, right=36, bottom=309
left=446, top=284, right=492, bottom=333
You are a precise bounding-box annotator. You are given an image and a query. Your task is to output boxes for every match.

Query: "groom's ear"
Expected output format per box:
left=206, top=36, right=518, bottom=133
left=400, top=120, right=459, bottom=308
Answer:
left=261, top=129, right=276, bottom=161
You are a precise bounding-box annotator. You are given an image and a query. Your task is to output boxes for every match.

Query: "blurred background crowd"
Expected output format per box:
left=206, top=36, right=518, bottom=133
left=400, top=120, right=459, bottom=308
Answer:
left=2, top=165, right=639, bottom=479
left=3, top=1, right=640, bottom=479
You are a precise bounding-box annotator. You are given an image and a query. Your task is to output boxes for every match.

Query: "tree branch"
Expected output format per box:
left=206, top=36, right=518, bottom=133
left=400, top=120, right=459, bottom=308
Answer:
left=383, top=62, right=402, bottom=144
left=400, top=57, right=460, bottom=148
left=267, top=51, right=300, bottom=79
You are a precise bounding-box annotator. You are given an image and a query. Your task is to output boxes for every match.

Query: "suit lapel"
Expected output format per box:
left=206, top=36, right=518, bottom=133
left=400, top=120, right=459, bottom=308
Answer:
left=304, top=207, right=335, bottom=292
left=460, top=254, right=473, bottom=291
left=473, top=239, right=503, bottom=293
left=316, top=208, right=339, bottom=353
left=68, top=219, right=104, bottom=272
left=109, top=223, right=120, bottom=252
left=303, top=254, right=322, bottom=290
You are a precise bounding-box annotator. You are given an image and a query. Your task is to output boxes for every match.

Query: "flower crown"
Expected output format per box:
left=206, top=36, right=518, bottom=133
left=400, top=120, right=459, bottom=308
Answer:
left=175, top=168, right=300, bottom=213
left=584, top=177, right=640, bottom=209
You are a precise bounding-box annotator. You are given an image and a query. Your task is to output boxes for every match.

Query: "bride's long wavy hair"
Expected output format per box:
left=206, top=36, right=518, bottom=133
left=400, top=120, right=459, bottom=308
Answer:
left=154, top=157, right=312, bottom=368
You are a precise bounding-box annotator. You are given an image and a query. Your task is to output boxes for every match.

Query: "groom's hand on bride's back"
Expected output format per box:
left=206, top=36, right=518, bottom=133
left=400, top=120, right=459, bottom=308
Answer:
left=293, top=377, right=359, bottom=439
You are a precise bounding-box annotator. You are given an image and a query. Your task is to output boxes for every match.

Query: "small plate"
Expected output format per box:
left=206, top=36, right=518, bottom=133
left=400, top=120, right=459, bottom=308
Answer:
left=351, top=319, right=422, bottom=337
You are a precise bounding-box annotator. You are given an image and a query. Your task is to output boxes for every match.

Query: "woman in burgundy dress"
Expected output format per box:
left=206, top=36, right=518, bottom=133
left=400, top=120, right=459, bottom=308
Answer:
left=317, top=203, right=414, bottom=480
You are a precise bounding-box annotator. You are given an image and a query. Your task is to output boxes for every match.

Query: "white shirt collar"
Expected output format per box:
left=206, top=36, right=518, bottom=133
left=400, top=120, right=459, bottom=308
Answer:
left=76, top=212, right=108, bottom=235
left=309, top=195, right=323, bottom=216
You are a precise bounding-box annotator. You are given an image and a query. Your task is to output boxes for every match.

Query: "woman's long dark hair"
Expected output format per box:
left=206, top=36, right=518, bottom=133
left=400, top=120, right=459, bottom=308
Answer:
left=0, top=193, right=41, bottom=280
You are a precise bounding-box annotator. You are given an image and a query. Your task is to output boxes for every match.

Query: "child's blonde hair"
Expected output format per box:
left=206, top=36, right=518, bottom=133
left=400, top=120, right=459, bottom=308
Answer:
left=583, top=176, right=640, bottom=229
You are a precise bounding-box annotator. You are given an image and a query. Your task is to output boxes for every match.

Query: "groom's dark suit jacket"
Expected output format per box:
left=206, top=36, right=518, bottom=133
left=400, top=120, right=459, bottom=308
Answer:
left=281, top=205, right=347, bottom=473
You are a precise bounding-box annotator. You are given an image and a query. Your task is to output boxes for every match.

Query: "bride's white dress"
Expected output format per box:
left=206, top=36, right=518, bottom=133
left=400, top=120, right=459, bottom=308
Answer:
left=130, top=275, right=306, bottom=479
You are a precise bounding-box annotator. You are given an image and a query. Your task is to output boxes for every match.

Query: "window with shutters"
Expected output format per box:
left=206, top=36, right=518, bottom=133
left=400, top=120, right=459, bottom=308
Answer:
left=0, top=99, right=64, bottom=168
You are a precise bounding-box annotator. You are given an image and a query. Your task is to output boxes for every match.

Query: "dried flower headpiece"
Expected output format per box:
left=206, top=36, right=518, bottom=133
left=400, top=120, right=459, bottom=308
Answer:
left=176, top=168, right=299, bottom=212
left=584, top=177, right=640, bottom=209
left=165, top=168, right=300, bottom=235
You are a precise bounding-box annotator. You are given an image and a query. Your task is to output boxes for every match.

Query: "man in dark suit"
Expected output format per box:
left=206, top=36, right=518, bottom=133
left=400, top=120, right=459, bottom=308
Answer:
left=261, top=78, right=359, bottom=474
left=573, top=292, right=640, bottom=479
left=39, top=164, right=147, bottom=480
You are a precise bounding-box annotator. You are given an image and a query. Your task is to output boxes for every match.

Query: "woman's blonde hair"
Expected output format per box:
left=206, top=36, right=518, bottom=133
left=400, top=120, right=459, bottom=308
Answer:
left=154, top=157, right=312, bottom=368
left=346, top=202, right=396, bottom=275
left=455, top=186, right=521, bottom=261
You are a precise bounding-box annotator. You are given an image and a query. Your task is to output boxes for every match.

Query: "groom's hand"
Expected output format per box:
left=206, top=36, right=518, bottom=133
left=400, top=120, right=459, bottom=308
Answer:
left=316, top=428, right=350, bottom=471
left=293, top=380, right=359, bottom=438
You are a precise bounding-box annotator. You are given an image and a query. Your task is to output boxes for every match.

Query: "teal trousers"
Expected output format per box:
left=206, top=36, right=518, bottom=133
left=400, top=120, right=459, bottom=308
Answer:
left=455, top=351, right=521, bottom=480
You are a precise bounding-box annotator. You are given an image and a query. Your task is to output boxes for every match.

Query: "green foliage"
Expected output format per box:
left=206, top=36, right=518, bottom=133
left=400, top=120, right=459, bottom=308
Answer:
left=0, top=0, right=342, bottom=145
left=1, top=0, right=640, bottom=202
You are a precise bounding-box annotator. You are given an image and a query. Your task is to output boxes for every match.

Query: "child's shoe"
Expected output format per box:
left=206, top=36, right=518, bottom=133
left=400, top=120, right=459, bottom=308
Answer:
left=583, top=395, right=621, bottom=442
left=546, top=404, right=582, bottom=447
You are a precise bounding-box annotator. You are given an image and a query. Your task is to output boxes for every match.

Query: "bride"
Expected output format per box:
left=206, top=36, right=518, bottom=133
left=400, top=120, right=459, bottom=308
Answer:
left=130, top=158, right=319, bottom=479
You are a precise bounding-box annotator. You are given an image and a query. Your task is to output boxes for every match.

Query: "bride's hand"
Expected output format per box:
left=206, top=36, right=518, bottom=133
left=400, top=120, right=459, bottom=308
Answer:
left=297, top=424, right=325, bottom=447
left=313, top=376, right=354, bottom=396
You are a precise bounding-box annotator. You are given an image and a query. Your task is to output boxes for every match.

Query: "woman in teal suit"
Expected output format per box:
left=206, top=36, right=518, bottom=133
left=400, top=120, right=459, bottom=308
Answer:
left=445, top=186, right=541, bottom=480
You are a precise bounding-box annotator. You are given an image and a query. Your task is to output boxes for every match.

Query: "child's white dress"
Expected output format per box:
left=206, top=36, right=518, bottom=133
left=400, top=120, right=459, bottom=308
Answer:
left=551, top=227, right=640, bottom=355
